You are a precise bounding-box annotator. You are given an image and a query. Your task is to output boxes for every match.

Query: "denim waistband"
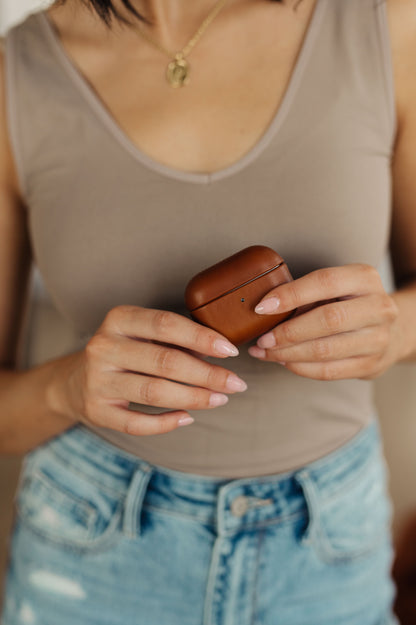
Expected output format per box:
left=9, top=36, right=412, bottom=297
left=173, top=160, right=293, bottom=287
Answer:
left=36, top=417, right=382, bottom=538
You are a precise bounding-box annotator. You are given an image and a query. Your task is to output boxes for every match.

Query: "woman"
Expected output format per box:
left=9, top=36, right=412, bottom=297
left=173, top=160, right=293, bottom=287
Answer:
left=0, top=0, right=414, bottom=621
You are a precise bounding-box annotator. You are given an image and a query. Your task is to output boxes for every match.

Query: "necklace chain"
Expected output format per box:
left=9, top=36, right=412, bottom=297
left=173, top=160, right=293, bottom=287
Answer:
left=130, top=0, right=230, bottom=87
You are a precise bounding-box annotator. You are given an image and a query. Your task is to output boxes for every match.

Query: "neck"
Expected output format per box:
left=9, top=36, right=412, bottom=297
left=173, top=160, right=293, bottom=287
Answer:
left=105, top=0, right=248, bottom=54
left=113, top=0, right=245, bottom=38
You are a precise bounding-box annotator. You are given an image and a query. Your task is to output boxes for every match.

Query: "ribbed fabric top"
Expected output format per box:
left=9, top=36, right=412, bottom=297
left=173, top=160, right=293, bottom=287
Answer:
left=4, top=0, right=395, bottom=477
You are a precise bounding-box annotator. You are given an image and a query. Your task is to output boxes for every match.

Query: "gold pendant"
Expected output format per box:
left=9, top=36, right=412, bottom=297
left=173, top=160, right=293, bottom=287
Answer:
left=166, top=54, right=190, bottom=88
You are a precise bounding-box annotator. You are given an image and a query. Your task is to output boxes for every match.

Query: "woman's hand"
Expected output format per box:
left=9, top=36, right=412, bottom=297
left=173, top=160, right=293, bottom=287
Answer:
left=48, top=305, right=247, bottom=436
left=248, top=263, right=403, bottom=381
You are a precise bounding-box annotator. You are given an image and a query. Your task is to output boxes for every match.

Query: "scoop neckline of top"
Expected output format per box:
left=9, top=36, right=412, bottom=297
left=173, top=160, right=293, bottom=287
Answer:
left=37, top=0, right=327, bottom=185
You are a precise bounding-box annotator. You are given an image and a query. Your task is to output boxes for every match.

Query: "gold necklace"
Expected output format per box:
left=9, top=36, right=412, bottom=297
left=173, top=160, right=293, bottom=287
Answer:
left=130, top=0, right=230, bottom=88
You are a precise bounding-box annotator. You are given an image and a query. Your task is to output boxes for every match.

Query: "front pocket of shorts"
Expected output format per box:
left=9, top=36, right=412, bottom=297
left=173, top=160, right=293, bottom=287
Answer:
left=301, top=451, right=393, bottom=565
left=16, top=453, right=123, bottom=554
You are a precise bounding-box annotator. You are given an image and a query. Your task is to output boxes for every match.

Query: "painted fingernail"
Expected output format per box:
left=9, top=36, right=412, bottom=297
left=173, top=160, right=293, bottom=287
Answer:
left=248, top=346, right=267, bottom=358
left=209, top=393, right=229, bottom=407
left=214, top=339, right=239, bottom=357
left=226, top=374, right=248, bottom=392
left=255, top=297, right=280, bottom=314
left=178, top=416, right=194, bottom=427
left=257, top=332, right=276, bottom=348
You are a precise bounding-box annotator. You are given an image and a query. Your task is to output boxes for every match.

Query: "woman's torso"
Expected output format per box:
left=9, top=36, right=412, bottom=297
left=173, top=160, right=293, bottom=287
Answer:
left=3, top=0, right=395, bottom=476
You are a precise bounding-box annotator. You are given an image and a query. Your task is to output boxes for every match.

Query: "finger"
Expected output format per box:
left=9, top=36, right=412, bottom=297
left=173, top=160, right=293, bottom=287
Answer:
left=139, top=340, right=209, bottom=361
left=252, top=326, right=384, bottom=363
left=289, top=298, right=348, bottom=318
left=110, top=371, right=230, bottom=410
left=100, top=335, right=247, bottom=393
left=256, top=293, right=396, bottom=349
left=103, top=306, right=239, bottom=358
left=90, top=405, right=195, bottom=436
left=264, top=355, right=379, bottom=381
left=169, top=344, right=211, bottom=360
left=254, top=264, right=383, bottom=315
left=283, top=355, right=379, bottom=380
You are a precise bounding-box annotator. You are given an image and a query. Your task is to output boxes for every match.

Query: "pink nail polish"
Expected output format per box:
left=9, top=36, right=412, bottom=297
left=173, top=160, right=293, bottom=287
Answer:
left=178, top=416, right=194, bottom=427
left=257, top=332, right=276, bottom=348
left=248, top=346, right=266, bottom=358
left=226, top=374, right=248, bottom=392
left=209, top=393, right=229, bottom=407
left=214, top=339, right=239, bottom=357
left=255, top=297, right=280, bottom=314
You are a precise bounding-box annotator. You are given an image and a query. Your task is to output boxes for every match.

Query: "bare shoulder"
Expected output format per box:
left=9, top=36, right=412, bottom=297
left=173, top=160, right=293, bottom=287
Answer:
left=385, top=0, right=416, bottom=125
left=385, top=0, right=416, bottom=44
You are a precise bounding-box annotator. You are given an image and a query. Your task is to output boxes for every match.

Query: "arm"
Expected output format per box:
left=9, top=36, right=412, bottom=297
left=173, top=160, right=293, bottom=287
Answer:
left=0, top=37, right=249, bottom=454
left=246, top=0, right=416, bottom=377
left=0, top=40, right=80, bottom=454
left=384, top=0, right=416, bottom=363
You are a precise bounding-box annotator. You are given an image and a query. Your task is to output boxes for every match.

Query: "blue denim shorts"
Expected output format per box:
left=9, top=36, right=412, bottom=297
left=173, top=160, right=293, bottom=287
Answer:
left=1, top=418, right=399, bottom=625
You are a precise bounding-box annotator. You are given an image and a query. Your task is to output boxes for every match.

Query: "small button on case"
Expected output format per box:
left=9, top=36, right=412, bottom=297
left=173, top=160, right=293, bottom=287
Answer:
left=184, top=245, right=297, bottom=346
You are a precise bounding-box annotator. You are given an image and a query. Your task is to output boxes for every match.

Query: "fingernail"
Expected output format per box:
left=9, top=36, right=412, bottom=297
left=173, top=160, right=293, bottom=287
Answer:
left=248, top=346, right=267, bottom=358
left=226, top=374, right=248, bottom=392
left=257, top=332, right=276, bottom=348
left=214, top=339, right=239, bottom=357
left=255, top=297, right=280, bottom=314
left=209, top=393, right=229, bottom=407
left=178, top=416, right=195, bottom=427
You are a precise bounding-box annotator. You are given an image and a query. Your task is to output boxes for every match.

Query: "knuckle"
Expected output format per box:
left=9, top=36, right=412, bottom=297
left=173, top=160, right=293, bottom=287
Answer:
left=320, top=362, right=338, bottom=381
left=322, top=304, right=346, bottom=331
left=318, top=268, right=339, bottom=292
left=283, top=282, right=302, bottom=309
left=123, top=415, right=140, bottom=435
left=384, top=296, right=399, bottom=320
left=154, top=347, right=177, bottom=375
left=280, top=322, right=296, bottom=344
left=190, top=326, right=209, bottom=353
left=85, top=333, right=109, bottom=359
left=140, top=379, right=162, bottom=405
left=367, top=354, right=382, bottom=373
left=104, top=305, right=143, bottom=333
left=187, top=387, right=204, bottom=410
left=205, top=364, right=225, bottom=390
left=365, top=264, right=381, bottom=282
left=314, top=339, right=332, bottom=360
left=103, top=305, right=124, bottom=328
left=152, top=310, right=175, bottom=337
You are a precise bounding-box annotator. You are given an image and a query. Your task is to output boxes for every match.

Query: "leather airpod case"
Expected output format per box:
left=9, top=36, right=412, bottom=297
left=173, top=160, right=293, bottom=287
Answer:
left=184, top=245, right=296, bottom=346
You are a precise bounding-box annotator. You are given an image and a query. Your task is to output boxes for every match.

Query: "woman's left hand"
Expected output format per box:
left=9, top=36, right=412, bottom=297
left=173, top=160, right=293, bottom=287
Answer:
left=248, top=263, right=404, bottom=380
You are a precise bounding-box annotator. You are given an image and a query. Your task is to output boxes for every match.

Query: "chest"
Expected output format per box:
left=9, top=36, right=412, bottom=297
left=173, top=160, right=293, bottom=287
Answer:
left=49, top=1, right=317, bottom=173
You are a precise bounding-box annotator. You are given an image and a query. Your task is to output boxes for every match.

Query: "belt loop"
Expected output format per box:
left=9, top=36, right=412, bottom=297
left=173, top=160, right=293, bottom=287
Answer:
left=294, top=469, right=320, bottom=546
left=122, top=463, right=154, bottom=539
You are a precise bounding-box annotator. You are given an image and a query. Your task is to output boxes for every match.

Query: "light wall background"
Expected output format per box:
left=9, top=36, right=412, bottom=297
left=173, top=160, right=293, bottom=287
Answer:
left=0, top=0, right=52, bottom=33
left=1, top=0, right=416, bottom=613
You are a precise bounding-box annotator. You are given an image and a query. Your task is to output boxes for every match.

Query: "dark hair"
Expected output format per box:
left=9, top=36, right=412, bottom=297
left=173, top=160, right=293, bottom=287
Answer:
left=57, top=0, right=288, bottom=28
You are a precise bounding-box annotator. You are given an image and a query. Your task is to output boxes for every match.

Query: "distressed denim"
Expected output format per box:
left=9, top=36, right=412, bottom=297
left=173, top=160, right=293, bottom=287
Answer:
left=1, top=418, right=399, bottom=625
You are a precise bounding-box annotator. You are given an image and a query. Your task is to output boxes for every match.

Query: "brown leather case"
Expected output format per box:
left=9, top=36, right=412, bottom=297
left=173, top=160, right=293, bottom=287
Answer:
left=184, top=245, right=297, bottom=345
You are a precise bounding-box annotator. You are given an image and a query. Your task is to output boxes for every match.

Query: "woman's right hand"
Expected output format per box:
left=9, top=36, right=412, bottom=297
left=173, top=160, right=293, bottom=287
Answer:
left=49, top=305, right=248, bottom=436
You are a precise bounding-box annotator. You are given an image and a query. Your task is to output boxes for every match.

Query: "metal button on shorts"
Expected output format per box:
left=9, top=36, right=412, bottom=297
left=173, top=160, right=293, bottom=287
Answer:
left=230, top=495, right=249, bottom=517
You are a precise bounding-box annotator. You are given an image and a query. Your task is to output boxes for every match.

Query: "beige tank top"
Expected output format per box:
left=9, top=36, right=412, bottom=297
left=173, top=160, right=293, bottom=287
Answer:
left=4, top=0, right=395, bottom=477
